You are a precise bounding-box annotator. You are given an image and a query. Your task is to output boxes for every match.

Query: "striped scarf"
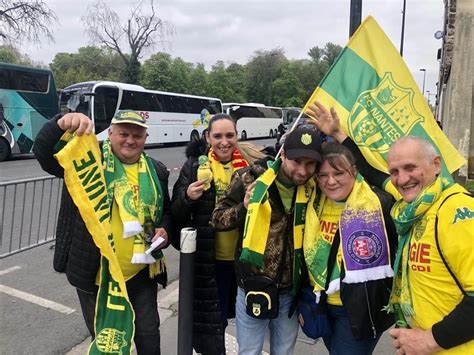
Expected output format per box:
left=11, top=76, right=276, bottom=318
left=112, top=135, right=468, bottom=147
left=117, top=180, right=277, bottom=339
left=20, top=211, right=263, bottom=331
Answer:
left=102, top=139, right=166, bottom=277
left=304, top=175, right=392, bottom=296
left=54, top=132, right=134, bottom=354
left=240, top=158, right=314, bottom=295
left=389, top=175, right=453, bottom=322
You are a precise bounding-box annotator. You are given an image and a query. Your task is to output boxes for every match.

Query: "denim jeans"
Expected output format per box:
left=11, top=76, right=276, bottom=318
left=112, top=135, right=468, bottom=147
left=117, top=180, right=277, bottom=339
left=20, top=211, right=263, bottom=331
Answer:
left=322, top=304, right=381, bottom=355
left=236, top=287, right=299, bottom=355
left=77, top=268, right=161, bottom=355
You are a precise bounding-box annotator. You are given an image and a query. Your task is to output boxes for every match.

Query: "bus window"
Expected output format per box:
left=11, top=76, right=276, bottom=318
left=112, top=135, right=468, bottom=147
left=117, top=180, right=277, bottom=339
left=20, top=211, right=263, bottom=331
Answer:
left=0, top=63, right=58, bottom=161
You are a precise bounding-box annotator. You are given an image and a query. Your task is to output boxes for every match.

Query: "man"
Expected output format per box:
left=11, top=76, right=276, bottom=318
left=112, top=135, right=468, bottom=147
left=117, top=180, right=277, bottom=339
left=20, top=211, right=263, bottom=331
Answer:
left=210, top=125, right=322, bottom=354
left=34, top=110, right=172, bottom=354
left=306, top=101, right=474, bottom=355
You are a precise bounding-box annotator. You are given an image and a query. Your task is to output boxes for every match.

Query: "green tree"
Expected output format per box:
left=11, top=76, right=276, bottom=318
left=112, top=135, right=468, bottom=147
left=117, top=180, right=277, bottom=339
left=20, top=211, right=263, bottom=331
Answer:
left=226, top=63, right=247, bottom=102
left=187, top=63, right=209, bottom=96
left=272, top=65, right=305, bottom=107
left=208, top=61, right=234, bottom=102
left=169, top=57, right=193, bottom=93
left=141, top=52, right=174, bottom=90
left=0, top=44, right=31, bottom=65
left=245, top=48, right=286, bottom=105
left=50, top=46, right=124, bottom=88
left=83, top=0, right=173, bottom=84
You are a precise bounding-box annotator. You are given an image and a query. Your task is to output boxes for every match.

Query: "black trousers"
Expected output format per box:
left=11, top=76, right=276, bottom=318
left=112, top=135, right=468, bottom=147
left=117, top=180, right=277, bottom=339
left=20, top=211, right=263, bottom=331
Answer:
left=76, top=268, right=161, bottom=355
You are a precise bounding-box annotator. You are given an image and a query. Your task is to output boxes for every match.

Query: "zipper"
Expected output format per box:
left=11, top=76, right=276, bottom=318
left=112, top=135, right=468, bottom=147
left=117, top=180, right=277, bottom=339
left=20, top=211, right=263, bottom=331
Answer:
left=364, top=283, right=377, bottom=339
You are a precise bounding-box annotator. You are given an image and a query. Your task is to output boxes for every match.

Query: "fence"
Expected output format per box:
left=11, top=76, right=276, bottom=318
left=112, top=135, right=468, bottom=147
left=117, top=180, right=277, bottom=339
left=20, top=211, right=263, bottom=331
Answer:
left=0, top=176, right=62, bottom=258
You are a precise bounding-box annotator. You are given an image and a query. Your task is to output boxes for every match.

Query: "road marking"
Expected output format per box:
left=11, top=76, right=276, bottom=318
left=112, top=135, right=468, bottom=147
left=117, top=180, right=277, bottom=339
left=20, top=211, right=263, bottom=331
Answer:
left=0, top=266, right=22, bottom=276
left=0, top=284, right=75, bottom=314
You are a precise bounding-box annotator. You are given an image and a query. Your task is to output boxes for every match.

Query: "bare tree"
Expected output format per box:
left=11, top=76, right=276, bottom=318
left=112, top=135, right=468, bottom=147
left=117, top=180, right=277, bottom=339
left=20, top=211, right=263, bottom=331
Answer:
left=83, top=0, right=173, bottom=84
left=0, top=0, right=57, bottom=44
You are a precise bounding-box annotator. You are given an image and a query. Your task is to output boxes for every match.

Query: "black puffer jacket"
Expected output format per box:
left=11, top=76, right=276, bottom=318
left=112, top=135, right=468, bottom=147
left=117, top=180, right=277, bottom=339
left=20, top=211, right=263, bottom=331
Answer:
left=33, top=116, right=172, bottom=293
left=171, top=139, right=230, bottom=355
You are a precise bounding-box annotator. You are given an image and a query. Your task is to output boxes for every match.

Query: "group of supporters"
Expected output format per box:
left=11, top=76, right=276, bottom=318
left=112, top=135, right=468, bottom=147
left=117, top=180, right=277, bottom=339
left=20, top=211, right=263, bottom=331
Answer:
left=34, top=102, right=473, bottom=355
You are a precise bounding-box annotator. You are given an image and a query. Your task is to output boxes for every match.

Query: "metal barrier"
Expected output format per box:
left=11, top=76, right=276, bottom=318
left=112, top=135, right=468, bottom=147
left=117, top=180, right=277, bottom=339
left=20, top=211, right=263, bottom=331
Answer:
left=0, top=176, right=63, bottom=258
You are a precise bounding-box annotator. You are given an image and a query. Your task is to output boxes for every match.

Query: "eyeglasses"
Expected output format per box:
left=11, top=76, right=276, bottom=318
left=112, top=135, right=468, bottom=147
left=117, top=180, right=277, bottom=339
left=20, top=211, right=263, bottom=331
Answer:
left=316, top=170, right=350, bottom=184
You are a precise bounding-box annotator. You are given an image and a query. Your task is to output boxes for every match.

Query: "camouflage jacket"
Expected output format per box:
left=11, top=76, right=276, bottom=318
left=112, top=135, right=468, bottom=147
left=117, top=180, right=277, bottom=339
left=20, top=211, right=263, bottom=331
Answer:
left=210, top=160, right=297, bottom=291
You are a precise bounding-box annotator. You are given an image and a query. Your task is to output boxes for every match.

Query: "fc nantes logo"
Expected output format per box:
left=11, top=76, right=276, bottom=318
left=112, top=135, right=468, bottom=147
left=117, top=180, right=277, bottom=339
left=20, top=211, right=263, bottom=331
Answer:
left=301, top=133, right=312, bottom=145
left=348, top=73, right=424, bottom=153
left=96, top=328, right=127, bottom=353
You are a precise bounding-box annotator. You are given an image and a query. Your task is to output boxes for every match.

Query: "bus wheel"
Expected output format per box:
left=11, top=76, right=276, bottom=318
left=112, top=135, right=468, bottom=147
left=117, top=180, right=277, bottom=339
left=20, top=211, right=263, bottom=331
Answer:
left=190, top=130, right=200, bottom=142
left=241, top=131, right=247, bottom=141
left=0, top=138, right=11, bottom=162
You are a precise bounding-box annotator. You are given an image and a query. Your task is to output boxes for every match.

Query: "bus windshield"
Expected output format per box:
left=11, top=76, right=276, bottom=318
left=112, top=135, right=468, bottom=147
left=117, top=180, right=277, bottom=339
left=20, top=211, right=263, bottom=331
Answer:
left=0, top=63, right=59, bottom=161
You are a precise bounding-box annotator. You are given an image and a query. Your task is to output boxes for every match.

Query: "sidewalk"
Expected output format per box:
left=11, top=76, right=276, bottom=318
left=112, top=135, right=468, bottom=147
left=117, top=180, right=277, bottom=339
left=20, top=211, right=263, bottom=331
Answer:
left=67, top=280, right=394, bottom=354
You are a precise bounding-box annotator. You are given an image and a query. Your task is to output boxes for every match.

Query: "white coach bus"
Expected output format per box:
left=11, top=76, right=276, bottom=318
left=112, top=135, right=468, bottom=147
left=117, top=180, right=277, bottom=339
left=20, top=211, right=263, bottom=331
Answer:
left=222, top=102, right=283, bottom=140
left=59, top=81, right=222, bottom=144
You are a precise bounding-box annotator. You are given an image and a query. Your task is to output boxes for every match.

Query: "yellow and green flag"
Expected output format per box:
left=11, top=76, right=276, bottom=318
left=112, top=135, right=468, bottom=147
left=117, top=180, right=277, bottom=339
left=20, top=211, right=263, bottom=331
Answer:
left=55, top=133, right=134, bottom=355
left=303, top=16, right=466, bottom=195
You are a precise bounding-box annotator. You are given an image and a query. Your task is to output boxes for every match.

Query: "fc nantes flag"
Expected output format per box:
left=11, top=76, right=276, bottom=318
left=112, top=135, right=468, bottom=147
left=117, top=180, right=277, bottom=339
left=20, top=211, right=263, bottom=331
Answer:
left=303, top=16, right=466, bottom=188
left=55, top=133, right=134, bottom=355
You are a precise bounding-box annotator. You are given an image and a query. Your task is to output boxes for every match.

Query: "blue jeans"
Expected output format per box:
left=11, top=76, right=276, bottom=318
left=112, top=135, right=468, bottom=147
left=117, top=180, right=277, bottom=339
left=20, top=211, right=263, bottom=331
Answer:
left=236, top=287, right=299, bottom=355
left=323, top=305, right=381, bottom=355
left=77, top=268, right=161, bottom=355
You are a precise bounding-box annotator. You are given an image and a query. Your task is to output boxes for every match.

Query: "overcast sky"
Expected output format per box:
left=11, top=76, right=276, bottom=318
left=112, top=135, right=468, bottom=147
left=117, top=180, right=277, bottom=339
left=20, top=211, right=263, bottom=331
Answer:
left=26, top=0, right=443, bottom=101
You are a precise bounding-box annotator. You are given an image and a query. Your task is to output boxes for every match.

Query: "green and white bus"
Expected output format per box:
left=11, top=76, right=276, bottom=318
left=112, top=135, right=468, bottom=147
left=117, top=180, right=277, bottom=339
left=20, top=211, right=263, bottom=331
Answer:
left=0, top=63, right=59, bottom=161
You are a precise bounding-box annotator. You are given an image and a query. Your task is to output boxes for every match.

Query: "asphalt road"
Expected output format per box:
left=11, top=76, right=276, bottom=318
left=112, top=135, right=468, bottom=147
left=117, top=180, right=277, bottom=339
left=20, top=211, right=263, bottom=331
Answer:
left=0, top=138, right=276, bottom=354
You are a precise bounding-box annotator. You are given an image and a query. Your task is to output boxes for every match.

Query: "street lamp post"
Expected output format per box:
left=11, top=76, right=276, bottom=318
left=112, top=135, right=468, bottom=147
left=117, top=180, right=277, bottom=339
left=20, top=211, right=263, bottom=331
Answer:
left=419, top=68, right=426, bottom=96
left=400, top=0, right=407, bottom=56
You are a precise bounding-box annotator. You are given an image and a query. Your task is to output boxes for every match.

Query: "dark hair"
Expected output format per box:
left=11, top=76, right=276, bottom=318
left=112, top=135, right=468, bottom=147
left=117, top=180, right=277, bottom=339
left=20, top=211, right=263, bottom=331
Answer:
left=208, top=113, right=236, bottom=133
left=322, top=141, right=356, bottom=173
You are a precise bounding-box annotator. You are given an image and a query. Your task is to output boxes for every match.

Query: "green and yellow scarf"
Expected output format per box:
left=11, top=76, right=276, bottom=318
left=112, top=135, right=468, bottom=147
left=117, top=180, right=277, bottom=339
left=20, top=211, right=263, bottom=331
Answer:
left=55, top=132, right=134, bottom=354
left=240, top=158, right=314, bottom=295
left=102, top=139, right=165, bottom=275
left=389, top=175, right=453, bottom=322
left=304, top=175, right=392, bottom=297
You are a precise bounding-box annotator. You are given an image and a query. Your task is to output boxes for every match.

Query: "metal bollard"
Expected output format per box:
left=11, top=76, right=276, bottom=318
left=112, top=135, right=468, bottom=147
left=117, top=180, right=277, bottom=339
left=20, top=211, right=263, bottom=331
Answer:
left=178, top=227, right=197, bottom=355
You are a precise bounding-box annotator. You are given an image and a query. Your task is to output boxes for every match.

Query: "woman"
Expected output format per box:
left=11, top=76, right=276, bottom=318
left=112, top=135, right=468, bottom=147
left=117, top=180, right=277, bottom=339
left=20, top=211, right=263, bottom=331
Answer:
left=171, top=113, right=266, bottom=355
left=303, top=142, right=397, bottom=355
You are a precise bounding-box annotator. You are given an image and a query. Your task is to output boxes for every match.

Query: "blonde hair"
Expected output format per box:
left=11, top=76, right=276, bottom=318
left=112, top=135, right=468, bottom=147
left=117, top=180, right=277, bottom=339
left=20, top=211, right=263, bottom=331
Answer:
left=237, top=142, right=267, bottom=164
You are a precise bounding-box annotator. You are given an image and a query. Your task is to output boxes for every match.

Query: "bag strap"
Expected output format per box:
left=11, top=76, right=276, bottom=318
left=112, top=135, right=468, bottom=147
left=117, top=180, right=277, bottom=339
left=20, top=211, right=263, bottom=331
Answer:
left=434, top=191, right=472, bottom=296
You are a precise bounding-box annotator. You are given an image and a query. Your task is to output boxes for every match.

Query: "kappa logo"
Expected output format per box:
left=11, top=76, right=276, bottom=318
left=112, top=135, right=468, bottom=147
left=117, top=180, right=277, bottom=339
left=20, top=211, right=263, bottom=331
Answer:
left=453, top=207, right=474, bottom=224
left=96, top=328, right=127, bottom=353
left=348, top=72, right=424, bottom=153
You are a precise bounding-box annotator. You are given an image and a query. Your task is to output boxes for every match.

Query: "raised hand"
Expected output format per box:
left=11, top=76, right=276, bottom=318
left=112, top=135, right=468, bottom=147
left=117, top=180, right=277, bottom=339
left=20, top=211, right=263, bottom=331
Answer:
left=57, top=113, right=93, bottom=136
left=305, top=101, right=347, bottom=143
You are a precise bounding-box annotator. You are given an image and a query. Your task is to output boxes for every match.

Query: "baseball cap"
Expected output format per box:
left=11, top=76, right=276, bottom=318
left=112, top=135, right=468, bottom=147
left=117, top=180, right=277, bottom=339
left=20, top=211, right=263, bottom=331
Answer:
left=111, top=110, right=148, bottom=128
left=283, top=125, right=322, bottom=162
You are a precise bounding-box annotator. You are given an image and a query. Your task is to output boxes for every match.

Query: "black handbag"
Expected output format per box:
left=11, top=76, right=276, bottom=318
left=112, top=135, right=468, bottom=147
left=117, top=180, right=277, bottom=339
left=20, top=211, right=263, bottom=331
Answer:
left=243, top=232, right=289, bottom=320
left=243, top=275, right=279, bottom=319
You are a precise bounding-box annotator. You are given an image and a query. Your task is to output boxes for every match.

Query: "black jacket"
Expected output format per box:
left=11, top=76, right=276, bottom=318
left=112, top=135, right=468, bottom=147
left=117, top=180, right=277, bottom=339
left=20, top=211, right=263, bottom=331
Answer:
left=171, top=139, right=229, bottom=355
left=33, top=116, right=172, bottom=293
